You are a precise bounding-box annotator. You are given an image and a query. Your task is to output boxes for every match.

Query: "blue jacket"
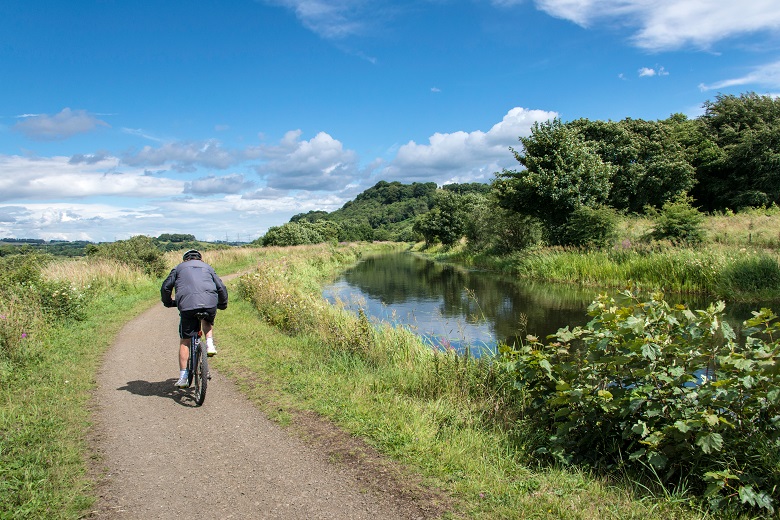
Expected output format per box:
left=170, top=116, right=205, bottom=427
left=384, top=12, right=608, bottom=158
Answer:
left=160, top=259, right=228, bottom=311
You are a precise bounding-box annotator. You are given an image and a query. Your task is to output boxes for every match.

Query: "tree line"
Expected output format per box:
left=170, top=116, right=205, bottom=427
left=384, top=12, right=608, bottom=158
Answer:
left=259, top=92, right=780, bottom=251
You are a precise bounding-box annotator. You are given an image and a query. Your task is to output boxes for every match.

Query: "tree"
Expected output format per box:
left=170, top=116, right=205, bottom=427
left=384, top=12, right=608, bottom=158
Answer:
left=647, top=195, right=705, bottom=244
left=89, top=235, right=167, bottom=277
left=260, top=222, right=324, bottom=247
left=495, top=118, right=613, bottom=244
left=571, top=117, right=697, bottom=212
left=157, top=233, right=196, bottom=243
left=694, top=92, right=780, bottom=210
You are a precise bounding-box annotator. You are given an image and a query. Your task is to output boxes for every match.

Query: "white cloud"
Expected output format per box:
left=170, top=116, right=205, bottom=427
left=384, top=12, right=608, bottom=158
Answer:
left=254, top=130, right=362, bottom=190
left=0, top=155, right=184, bottom=202
left=699, top=60, right=780, bottom=91
left=122, top=139, right=246, bottom=172
left=184, top=174, right=256, bottom=195
left=534, top=0, right=780, bottom=51
left=381, top=107, right=557, bottom=183
left=264, top=0, right=369, bottom=39
left=13, top=108, right=109, bottom=141
left=639, top=66, right=668, bottom=77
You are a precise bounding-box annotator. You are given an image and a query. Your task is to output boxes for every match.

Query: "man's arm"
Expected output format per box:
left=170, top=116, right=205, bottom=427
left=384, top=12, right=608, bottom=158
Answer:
left=214, top=272, right=228, bottom=310
left=160, top=268, right=177, bottom=307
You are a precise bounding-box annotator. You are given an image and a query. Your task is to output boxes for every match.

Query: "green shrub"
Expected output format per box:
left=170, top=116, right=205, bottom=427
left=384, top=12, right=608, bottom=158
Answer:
left=88, top=235, right=167, bottom=277
left=503, top=290, right=780, bottom=515
left=648, top=196, right=705, bottom=244
left=561, top=205, right=618, bottom=248
left=260, top=222, right=326, bottom=247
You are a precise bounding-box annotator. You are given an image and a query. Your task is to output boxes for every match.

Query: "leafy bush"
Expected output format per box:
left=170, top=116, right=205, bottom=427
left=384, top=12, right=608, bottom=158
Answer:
left=648, top=196, right=705, bottom=244
left=561, top=205, right=618, bottom=248
left=260, top=222, right=326, bottom=247
left=503, top=290, right=780, bottom=515
left=88, top=235, right=167, bottom=277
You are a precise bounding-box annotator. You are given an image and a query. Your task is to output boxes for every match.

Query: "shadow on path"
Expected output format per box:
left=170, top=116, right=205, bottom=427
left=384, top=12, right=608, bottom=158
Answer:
left=117, top=379, right=201, bottom=407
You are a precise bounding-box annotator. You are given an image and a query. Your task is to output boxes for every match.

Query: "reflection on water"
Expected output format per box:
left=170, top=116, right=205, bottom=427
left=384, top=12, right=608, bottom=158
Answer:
left=322, top=252, right=772, bottom=356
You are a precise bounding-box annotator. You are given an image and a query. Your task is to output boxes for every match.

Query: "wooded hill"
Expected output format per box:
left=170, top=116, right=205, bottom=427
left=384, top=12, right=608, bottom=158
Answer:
left=258, top=92, right=780, bottom=250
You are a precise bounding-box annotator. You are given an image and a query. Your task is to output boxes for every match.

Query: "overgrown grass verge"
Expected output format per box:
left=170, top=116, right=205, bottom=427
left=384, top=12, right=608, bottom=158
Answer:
left=0, top=248, right=264, bottom=519
left=214, top=243, right=703, bottom=519
left=0, top=278, right=157, bottom=518
left=423, top=242, right=780, bottom=302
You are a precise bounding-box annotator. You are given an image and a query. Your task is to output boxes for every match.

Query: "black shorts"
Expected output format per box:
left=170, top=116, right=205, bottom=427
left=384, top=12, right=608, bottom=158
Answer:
left=179, top=308, right=217, bottom=339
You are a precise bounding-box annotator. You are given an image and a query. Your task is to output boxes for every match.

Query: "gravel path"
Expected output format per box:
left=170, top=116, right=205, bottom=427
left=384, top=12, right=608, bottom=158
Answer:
left=88, top=296, right=446, bottom=519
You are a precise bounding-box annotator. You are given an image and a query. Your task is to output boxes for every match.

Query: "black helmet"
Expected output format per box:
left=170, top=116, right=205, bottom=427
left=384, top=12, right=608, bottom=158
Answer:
left=182, top=249, right=202, bottom=261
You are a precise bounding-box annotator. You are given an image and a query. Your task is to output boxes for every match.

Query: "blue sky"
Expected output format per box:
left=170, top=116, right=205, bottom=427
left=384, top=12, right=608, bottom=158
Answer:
left=2, top=0, right=779, bottom=243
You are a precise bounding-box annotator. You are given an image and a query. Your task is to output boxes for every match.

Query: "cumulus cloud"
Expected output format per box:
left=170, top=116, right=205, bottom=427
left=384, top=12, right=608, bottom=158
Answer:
left=381, top=107, right=558, bottom=183
left=699, top=59, right=780, bottom=91
left=639, top=66, right=668, bottom=77
left=121, top=139, right=249, bottom=172
left=184, top=173, right=256, bottom=195
left=13, top=108, right=109, bottom=141
left=0, top=154, right=184, bottom=202
left=254, top=130, right=362, bottom=190
left=534, top=0, right=780, bottom=51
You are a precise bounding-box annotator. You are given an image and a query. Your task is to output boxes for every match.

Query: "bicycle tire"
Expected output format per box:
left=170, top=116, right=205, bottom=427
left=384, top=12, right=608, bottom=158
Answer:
left=193, top=341, right=208, bottom=406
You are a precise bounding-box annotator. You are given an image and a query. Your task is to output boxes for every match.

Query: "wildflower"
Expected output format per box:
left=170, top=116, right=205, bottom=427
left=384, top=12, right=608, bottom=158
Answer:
left=21, top=332, right=28, bottom=339
left=0, top=314, right=5, bottom=320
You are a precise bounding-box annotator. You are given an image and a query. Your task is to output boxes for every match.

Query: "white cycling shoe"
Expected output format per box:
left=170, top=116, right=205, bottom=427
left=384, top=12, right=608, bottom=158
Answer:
left=207, top=344, right=217, bottom=357
left=175, top=375, right=190, bottom=388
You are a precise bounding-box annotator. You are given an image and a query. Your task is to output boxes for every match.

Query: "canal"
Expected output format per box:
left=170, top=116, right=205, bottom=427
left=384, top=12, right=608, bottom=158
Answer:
left=323, top=252, right=769, bottom=356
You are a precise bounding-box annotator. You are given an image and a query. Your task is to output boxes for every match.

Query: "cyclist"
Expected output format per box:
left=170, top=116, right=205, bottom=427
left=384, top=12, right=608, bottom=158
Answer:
left=161, top=249, right=228, bottom=388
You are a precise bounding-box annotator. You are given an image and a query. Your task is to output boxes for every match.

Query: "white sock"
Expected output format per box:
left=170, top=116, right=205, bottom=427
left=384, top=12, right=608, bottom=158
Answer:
left=180, top=369, right=187, bottom=378
left=207, top=338, right=214, bottom=348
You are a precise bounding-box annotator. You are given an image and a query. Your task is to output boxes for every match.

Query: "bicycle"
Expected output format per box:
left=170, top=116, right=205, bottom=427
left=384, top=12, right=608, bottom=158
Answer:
left=185, top=311, right=211, bottom=406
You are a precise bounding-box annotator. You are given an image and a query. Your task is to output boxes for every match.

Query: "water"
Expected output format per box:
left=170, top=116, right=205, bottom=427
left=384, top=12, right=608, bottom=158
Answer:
left=323, top=252, right=774, bottom=357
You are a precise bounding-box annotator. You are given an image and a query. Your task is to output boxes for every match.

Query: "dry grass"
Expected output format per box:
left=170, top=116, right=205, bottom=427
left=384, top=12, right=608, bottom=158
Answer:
left=705, top=208, right=780, bottom=249
left=43, top=257, right=148, bottom=288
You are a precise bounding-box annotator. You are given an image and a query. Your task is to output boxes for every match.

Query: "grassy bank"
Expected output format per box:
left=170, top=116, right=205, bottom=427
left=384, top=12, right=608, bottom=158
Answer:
left=214, top=243, right=710, bottom=519
left=0, top=247, right=263, bottom=519
left=420, top=210, right=780, bottom=303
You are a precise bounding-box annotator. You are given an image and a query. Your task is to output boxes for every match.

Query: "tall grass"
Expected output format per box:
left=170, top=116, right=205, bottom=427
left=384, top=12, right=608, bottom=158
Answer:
left=162, top=246, right=267, bottom=275
left=221, top=243, right=701, bottom=519
left=1, top=255, right=158, bottom=518
left=1, top=246, right=268, bottom=518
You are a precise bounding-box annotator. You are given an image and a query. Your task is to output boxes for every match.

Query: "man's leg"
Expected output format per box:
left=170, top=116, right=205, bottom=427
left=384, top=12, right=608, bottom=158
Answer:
left=179, top=337, right=190, bottom=370
left=201, top=319, right=216, bottom=356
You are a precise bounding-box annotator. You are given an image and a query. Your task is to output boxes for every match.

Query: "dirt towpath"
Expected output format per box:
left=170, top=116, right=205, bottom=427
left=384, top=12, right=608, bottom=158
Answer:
left=88, top=284, right=448, bottom=519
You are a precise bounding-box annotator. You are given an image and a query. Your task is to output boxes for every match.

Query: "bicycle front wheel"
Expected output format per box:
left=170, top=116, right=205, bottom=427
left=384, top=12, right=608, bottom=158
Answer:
left=193, top=342, right=208, bottom=406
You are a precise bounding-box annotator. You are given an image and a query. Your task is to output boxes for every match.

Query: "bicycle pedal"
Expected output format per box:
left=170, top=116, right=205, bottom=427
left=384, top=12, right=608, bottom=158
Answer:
left=207, top=372, right=212, bottom=380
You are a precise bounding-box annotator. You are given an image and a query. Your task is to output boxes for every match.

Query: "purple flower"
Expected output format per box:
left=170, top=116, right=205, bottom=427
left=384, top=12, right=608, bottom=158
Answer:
left=21, top=332, right=27, bottom=339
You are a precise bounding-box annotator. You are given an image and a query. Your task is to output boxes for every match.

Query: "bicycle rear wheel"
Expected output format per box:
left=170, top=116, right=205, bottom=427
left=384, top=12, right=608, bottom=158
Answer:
left=193, top=341, right=208, bottom=406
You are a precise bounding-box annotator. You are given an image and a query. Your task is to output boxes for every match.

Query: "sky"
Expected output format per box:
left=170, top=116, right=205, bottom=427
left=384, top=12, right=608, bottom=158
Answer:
left=2, top=0, right=780, bottom=243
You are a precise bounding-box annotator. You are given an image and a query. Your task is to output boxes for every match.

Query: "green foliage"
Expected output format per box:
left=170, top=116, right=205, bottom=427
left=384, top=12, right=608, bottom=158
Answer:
left=88, top=235, right=167, bottom=277
left=503, top=290, right=780, bottom=515
left=259, top=221, right=342, bottom=247
left=648, top=196, right=705, bottom=244
left=572, top=117, right=697, bottom=212
left=463, top=194, right=543, bottom=254
left=716, top=253, right=780, bottom=300
left=495, top=118, right=613, bottom=244
left=156, top=233, right=196, bottom=242
left=561, top=205, right=618, bottom=248
left=0, top=254, right=90, bottom=368
left=694, top=92, right=780, bottom=211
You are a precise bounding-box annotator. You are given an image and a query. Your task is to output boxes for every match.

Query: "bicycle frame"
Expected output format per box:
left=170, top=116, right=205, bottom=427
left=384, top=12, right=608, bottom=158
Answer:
left=186, top=314, right=209, bottom=406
